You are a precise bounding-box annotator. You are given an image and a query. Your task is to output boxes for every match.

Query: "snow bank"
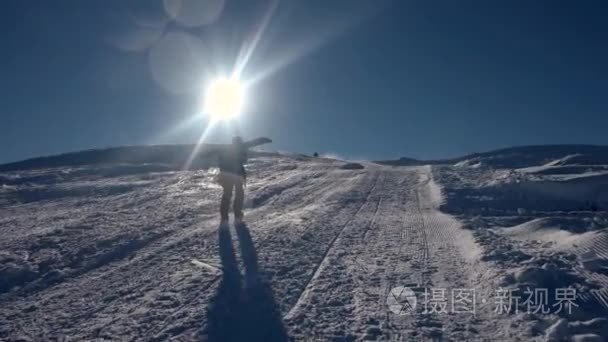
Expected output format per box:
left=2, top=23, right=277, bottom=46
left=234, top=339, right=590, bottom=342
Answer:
left=432, top=145, right=608, bottom=340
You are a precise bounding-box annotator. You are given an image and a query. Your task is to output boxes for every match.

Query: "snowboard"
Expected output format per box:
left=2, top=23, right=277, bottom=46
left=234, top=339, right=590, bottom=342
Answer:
left=243, top=137, right=272, bottom=148
left=200, top=137, right=272, bottom=155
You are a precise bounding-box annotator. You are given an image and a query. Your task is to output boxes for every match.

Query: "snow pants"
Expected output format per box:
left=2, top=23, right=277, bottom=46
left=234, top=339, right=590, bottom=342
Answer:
left=218, top=172, right=245, bottom=221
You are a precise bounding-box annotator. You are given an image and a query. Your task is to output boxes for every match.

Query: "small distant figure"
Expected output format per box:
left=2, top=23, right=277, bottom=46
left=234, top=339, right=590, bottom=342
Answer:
left=217, top=136, right=247, bottom=223
left=313, top=152, right=319, bottom=157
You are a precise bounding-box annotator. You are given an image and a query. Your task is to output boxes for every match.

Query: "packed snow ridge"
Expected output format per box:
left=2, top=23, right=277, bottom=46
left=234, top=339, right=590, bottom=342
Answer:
left=1, top=144, right=607, bottom=341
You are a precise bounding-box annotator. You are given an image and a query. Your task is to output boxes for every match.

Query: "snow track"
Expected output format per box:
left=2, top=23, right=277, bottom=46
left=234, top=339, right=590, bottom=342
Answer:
left=0, top=157, right=524, bottom=340
left=281, top=166, right=508, bottom=340
left=284, top=171, right=383, bottom=321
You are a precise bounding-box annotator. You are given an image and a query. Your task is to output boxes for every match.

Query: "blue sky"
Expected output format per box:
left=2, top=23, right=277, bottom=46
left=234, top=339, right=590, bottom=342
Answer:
left=2, top=0, right=608, bottom=164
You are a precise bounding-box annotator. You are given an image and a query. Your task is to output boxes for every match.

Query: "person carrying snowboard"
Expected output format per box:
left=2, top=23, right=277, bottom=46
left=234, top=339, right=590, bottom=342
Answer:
left=217, top=136, right=247, bottom=223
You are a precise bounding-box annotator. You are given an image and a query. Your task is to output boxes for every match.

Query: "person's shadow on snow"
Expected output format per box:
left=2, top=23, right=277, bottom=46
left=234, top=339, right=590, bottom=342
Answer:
left=204, top=223, right=287, bottom=342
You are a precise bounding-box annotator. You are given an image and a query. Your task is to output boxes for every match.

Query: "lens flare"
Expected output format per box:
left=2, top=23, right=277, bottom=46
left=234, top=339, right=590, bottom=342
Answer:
left=204, top=77, right=245, bottom=121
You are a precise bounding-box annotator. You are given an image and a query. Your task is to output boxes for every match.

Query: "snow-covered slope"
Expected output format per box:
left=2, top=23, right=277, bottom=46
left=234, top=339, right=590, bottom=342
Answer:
left=434, top=145, right=608, bottom=342
left=1, top=145, right=607, bottom=341
left=378, top=144, right=608, bottom=168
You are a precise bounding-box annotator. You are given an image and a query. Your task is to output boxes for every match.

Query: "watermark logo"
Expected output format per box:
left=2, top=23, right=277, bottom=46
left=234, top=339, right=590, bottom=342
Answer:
left=385, top=286, right=580, bottom=316
left=387, top=286, right=417, bottom=315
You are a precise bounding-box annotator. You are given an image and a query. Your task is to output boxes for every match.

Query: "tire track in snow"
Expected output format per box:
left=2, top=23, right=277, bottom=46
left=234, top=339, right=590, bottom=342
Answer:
left=284, top=171, right=383, bottom=321
left=283, top=168, right=450, bottom=339
left=378, top=169, right=444, bottom=339
left=403, top=167, right=493, bottom=340
left=338, top=167, right=486, bottom=340
left=568, top=232, right=608, bottom=313
left=350, top=171, right=419, bottom=339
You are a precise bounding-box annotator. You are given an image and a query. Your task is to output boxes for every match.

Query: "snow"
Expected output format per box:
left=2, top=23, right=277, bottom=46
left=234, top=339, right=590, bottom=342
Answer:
left=1, top=144, right=607, bottom=340
left=433, top=146, right=608, bottom=342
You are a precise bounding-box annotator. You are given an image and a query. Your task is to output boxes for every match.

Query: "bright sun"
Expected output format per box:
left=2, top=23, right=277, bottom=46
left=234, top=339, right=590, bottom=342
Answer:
left=204, top=77, right=245, bottom=121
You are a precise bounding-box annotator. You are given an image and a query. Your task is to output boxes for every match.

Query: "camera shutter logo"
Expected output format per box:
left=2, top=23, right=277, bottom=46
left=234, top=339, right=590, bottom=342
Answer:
left=387, top=286, right=417, bottom=315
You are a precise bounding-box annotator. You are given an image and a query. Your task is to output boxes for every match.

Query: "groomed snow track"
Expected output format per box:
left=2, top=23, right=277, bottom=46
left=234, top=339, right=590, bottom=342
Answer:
left=0, top=156, right=532, bottom=340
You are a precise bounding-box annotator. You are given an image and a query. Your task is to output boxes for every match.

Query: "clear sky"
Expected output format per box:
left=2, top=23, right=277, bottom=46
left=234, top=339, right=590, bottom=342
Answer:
left=2, top=0, right=608, bottom=164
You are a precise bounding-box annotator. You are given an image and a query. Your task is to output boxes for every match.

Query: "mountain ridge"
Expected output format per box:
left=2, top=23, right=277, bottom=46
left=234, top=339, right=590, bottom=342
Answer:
left=2, top=143, right=608, bottom=172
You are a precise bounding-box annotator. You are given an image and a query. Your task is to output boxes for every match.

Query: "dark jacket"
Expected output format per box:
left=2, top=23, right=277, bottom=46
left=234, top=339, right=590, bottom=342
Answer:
left=218, top=144, right=247, bottom=176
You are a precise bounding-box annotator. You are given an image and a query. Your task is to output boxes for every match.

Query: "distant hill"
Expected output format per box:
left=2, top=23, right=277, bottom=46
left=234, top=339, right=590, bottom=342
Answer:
left=0, top=145, right=201, bottom=172
left=3, top=144, right=608, bottom=172
left=376, top=144, right=608, bottom=168
left=374, top=156, right=448, bottom=166
left=0, top=144, right=278, bottom=172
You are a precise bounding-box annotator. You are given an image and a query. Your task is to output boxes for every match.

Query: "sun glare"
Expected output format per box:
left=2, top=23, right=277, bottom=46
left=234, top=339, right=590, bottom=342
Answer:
left=204, top=77, right=245, bottom=121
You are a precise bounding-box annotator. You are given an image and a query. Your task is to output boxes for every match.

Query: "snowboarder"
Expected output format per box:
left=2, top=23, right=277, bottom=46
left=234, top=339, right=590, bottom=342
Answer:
left=217, top=136, right=247, bottom=223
